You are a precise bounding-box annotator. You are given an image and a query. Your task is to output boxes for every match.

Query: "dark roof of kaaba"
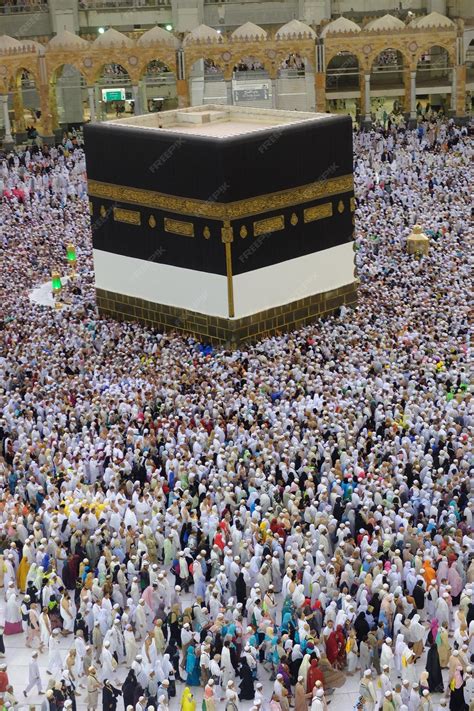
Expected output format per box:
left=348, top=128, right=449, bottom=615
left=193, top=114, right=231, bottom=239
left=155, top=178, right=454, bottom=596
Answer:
left=84, top=110, right=353, bottom=204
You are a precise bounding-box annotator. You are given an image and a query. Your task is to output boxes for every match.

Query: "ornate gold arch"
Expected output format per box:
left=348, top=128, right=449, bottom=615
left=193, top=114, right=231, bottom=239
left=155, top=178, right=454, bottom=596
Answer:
left=5, top=58, right=40, bottom=89
left=46, top=56, right=88, bottom=84
left=324, top=26, right=457, bottom=74
left=0, top=22, right=467, bottom=136
left=184, top=37, right=316, bottom=81
left=414, top=42, right=455, bottom=67
left=368, top=45, right=411, bottom=71
left=90, top=54, right=140, bottom=85
left=325, top=47, right=364, bottom=71
left=273, top=38, right=316, bottom=71
left=183, top=40, right=226, bottom=77
left=137, top=52, right=177, bottom=81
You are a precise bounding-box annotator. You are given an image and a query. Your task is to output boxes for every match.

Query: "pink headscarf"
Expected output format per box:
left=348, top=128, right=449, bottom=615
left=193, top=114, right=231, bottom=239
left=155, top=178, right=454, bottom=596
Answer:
left=447, top=565, right=463, bottom=598
left=454, top=666, right=464, bottom=690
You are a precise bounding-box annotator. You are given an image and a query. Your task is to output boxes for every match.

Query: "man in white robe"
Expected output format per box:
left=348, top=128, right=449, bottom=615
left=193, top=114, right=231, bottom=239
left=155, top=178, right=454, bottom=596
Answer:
left=100, top=640, right=117, bottom=682
left=23, top=651, right=43, bottom=697
left=47, top=629, right=63, bottom=675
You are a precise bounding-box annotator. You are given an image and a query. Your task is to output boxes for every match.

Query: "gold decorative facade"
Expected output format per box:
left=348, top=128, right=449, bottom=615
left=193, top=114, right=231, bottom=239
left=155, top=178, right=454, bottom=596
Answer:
left=0, top=16, right=469, bottom=143
left=87, top=174, right=354, bottom=223
left=113, top=206, right=141, bottom=225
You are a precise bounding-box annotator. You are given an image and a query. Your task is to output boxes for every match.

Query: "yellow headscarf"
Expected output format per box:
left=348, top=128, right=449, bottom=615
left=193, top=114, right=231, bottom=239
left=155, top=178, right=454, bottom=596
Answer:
left=180, top=686, right=196, bottom=711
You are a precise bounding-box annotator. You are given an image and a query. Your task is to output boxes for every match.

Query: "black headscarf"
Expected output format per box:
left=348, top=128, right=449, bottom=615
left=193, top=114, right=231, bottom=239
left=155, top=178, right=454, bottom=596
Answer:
left=354, top=612, right=370, bottom=642
left=413, top=580, right=425, bottom=610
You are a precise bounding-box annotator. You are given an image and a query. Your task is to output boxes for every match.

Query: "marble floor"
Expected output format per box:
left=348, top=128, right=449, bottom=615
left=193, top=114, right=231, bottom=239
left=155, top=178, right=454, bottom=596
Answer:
left=0, top=597, right=451, bottom=711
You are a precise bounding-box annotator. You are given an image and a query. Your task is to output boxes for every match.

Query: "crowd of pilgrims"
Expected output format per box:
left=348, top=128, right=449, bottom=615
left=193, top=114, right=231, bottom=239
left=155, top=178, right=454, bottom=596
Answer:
left=0, top=115, right=472, bottom=711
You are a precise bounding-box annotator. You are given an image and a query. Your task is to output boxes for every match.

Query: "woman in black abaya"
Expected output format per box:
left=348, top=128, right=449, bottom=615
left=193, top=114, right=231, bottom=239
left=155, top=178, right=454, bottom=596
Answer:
left=238, top=657, right=255, bottom=701
left=236, top=572, right=247, bottom=611
left=426, top=641, right=444, bottom=693
left=102, top=679, right=122, bottom=711
left=121, top=669, right=138, bottom=709
left=449, top=667, right=468, bottom=711
left=412, top=580, right=425, bottom=613
left=353, top=612, right=370, bottom=647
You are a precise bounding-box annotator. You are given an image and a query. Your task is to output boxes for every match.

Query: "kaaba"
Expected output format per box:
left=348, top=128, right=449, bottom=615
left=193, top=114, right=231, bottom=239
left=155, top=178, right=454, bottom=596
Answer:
left=85, top=105, right=357, bottom=345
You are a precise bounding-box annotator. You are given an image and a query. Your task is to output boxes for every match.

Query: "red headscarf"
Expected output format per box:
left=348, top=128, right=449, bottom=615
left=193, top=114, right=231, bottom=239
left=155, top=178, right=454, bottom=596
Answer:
left=326, top=630, right=339, bottom=664
left=307, top=659, right=324, bottom=692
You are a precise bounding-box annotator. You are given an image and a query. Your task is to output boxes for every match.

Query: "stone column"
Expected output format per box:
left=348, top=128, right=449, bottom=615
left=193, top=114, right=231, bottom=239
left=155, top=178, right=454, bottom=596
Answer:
left=410, top=70, right=417, bottom=120
left=171, top=0, right=202, bottom=33
left=299, top=0, right=331, bottom=24
left=1, top=95, right=13, bottom=147
left=427, top=0, right=446, bottom=12
left=47, top=0, right=79, bottom=34
left=402, top=68, right=410, bottom=113
left=315, top=72, right=326, bottom=112
left=455, top=64, right=466, bottom=119
left=49, top=82, right=60, bottom=131
left=364, top=73, right=371, bottom=125
left=39, top=85, right=55, bottom=145
left=132, top=85, right=140, bottom=115
left=271, top=79, right=277, bottom=109
left=358, top=72, right=365, bottom=124
left=139, top=80, right=148, bottom=114
left=176, top=79, right=190, bottom=108
left=450, top=66, right=456, bottom=112
left=12, top=89, right=26, bottom=135
left=87, top=86, right=96, bottom=122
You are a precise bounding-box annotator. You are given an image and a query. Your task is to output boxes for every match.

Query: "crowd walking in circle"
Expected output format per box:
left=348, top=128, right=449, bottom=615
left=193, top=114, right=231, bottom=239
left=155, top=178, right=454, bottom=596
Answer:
left=0, top=115, right=472, bottom=711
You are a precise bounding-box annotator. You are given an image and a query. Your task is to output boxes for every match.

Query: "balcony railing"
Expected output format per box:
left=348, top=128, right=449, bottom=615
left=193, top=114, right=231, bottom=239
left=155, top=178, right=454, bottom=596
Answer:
left=98, top=75, right=133, bottom=85
left=233, top=70, right=269, bottom=80
left=79, top=0, right=170, bottom=8
left=372, top=64, right=403, bottom=72
left=416, top=66, right=451, bottom=81
left=144, top=73, right=176, bottom=84
left=326, top=69, right=360, bottom=92
left=278, top=68, right=306, bottom=78
left=0, top=0, right=48, bottom=13
left=205, top=0, right=281, bottom=3
left=204, top=72, right=225, bottom=81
